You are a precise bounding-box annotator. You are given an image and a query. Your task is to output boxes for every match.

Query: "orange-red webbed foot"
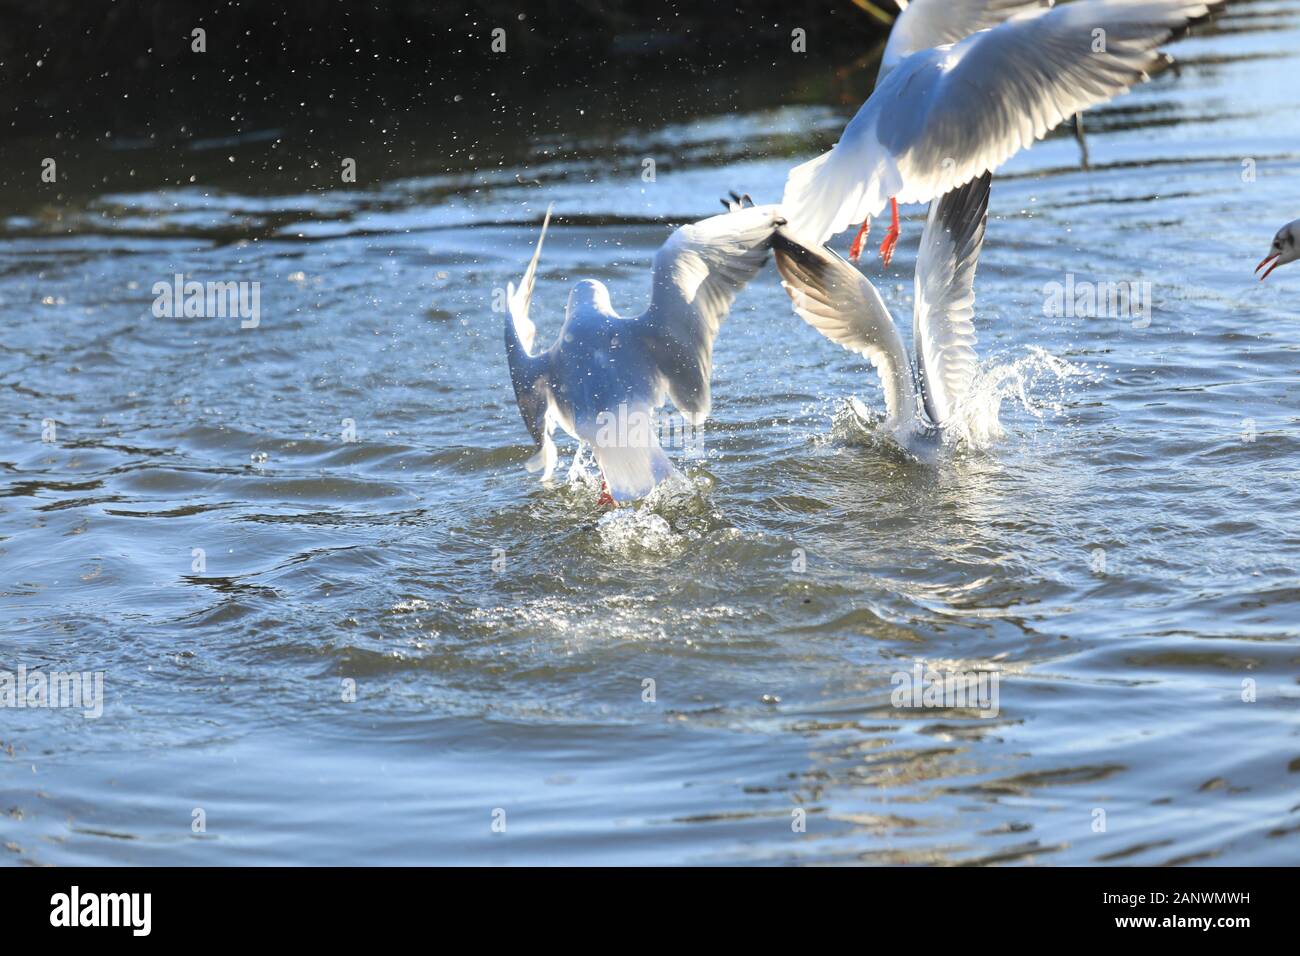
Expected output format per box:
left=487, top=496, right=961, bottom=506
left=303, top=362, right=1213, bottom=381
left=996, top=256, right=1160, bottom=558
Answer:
left=879, top=197, right=900, bottom=269
left=596, top=480, right=615, bottom=508
left=848, top=219, right=871, bottom=263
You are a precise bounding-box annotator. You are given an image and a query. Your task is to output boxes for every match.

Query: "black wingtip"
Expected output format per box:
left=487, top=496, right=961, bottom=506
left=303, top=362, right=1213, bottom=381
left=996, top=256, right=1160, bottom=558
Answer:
left=719, top=190, right=758, bottom=211
left=770, top=228, right=809, bottom=260
left=933, top=171, right=992, bottom=249
left=771, top=228, right=833, bottom=282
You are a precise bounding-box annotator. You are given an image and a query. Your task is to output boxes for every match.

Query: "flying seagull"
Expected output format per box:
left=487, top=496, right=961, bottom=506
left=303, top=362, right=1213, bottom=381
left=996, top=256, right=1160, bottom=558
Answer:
left=860, top=0, right=1091, bottom=267
left=783, top=0, right=1223, bottom=260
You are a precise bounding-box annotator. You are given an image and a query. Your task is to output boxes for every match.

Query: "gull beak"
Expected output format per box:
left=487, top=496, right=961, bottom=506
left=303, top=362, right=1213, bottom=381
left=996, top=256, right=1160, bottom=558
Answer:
left=1256, top=252, right=1282, bottom=280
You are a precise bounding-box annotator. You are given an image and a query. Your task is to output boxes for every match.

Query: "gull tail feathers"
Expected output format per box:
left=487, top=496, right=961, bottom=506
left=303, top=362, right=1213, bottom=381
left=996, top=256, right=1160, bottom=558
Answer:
left=591, top=440, right=680, bottom=504
left=780, top=148, right=885, bottom=246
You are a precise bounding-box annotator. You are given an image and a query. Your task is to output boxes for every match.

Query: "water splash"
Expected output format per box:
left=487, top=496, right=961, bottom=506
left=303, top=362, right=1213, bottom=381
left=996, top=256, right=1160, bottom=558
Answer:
left=642, top=470, right=714, bottom=512
left=554, top=443, right=718, bottom=551
left=944, top=346, right=1093, bottom=451
left=596, top=507, right=681, bottom=556
left=564, top=444, right=602, bottom=496
left=827, top=397, right=909, bottom=456
left=562, top=445, right=712, bottom=508
left=825, top=346, right=1092, bottom=457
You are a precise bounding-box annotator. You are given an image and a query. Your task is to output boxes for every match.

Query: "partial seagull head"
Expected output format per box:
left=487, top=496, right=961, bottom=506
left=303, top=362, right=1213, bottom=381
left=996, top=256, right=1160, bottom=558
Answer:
left=1257, top=220, right=1299, bottom=280
left=566, top=278, right=615, bottom=314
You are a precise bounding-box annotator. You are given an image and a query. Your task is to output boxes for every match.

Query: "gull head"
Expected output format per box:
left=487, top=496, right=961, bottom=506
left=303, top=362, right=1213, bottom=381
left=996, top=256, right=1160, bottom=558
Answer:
left=567, top=279, right=615, bottom=316
left=1257, top=221, right=1299, bottom=280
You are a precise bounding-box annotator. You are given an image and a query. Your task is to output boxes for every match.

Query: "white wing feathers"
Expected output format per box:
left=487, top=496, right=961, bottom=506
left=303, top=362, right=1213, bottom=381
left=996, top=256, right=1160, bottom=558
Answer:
left=506, top=203, right=552, bottom=354
left=881, top=0, right=1054, bottom=77
left=914, top=172, right=991, bottom=426
left=770, top=230, right=918, bottom=424
left=504, top=206, right=557, bottom=477
left=783, top=0, right=1221, bottom=244
left=773, top=173, right=994, bottom=429
left=640, top=204, right=784, bottom=425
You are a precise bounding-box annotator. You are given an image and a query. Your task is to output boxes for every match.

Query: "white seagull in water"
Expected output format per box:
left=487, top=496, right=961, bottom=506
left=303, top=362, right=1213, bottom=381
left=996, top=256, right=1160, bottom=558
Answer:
left=1256, top=219, right=1299, bottom=280
left=504, top=200, right=784, bottom=504
left=773, top=172, right=993, bottom=453
left=861, top=0, right=1089, bottom=266
left=782, top=0, right=1223, bottom=258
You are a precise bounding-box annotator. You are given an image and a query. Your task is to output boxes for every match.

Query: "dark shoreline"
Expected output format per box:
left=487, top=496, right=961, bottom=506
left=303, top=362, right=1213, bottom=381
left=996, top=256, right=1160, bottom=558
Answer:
left=2, top=1, right=890, bottom=133
left=0, top=2, right=891, bottom=208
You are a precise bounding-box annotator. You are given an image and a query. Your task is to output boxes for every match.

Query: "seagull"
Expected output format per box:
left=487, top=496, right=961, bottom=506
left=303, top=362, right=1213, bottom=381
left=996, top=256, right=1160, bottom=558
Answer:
left=1256, top=220, right=1299, bottom=280
left=504, top=199, right=784, bottom=505
left=783, top=0, right=1223, bottom=258
left=773, top=172, right=992, bottom=453
left=859, top=0, right=1088, bottom=267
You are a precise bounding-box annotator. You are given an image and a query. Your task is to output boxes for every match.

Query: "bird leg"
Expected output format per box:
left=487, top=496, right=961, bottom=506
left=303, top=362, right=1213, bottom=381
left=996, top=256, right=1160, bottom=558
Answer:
left=1073, top=112, right=1090, bottom=170
left=879, top=197, right=900, bottom=268
left=848, top=218, right=871, bottom=263
left=596, top=477, right=615, bottom=508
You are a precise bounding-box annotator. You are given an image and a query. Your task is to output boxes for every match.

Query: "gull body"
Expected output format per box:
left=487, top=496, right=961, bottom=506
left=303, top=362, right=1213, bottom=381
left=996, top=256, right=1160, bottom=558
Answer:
left=856, top=0, right=1085, bottom=265
left=504, top=202, right=783, bottom=503
left=774, top=173, right=993, bottom=454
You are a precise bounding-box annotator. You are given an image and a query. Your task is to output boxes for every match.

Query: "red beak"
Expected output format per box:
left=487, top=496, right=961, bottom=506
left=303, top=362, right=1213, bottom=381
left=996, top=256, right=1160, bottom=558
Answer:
left=1256, top=252, right=1282, bottom=281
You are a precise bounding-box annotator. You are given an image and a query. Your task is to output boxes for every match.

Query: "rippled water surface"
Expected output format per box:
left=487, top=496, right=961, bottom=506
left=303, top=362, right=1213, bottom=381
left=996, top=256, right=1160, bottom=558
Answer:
left=3, top=1, right=1299, bottom=865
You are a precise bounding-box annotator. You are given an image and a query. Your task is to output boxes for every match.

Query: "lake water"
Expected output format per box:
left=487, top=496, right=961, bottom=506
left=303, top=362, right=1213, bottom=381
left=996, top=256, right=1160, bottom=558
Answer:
left=2, top=0, right=1298, bottom=865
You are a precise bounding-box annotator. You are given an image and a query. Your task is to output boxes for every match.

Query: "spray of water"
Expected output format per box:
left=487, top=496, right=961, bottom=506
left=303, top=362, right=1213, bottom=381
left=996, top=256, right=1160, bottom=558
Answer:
left=829, top=346, right=1093, bottom=457
left=942, top=346, right=1092, bottom=451
left=552, top=442, right=718, bottom=552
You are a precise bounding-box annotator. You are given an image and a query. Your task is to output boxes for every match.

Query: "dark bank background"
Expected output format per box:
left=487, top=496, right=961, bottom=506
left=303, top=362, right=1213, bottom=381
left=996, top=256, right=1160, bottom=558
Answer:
left=0, top=1, right=892, bottom=205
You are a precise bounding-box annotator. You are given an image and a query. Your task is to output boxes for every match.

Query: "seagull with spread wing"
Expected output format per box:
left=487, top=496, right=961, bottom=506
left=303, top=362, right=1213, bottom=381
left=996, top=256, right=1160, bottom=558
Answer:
left=774, top=172, right=993, bottom=453
left=859, top=0, right=1091, bottom=266
left=504, top=200, right=784, bottom=505
left=783, top=0, right=1224, bottom=261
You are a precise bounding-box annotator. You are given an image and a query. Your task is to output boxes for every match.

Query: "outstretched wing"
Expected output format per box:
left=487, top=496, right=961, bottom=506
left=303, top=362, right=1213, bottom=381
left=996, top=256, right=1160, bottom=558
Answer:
left=635, top=204, right=783, bottom=425
left=505, top=204, right=552, bottom=354
left=914, top=173, right=991, bottom=426
left=783, top=0, right=1222, bottom=243
left=881, top=0, right=1054, bottom=77
left=503, top=205, right=557, bottom=477
left=770, top=230, right=916, bottom=423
